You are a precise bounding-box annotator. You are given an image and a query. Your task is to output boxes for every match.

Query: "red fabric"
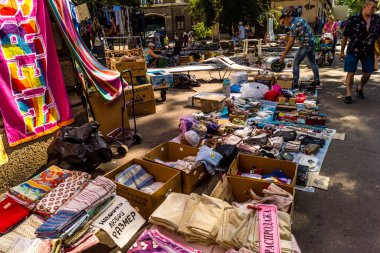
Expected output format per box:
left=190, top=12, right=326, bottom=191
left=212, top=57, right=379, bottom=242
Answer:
left=296, top=94, right=307, bottom=103
left=264, top=90, right=279, bottom=101
left=0, top=196, right=30, bottom=234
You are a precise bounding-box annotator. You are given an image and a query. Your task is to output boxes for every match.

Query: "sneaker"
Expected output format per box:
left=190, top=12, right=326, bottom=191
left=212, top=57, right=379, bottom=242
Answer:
left=344, top=96, right=353, bottom=104
left=356, top=88, right=365, bottom=99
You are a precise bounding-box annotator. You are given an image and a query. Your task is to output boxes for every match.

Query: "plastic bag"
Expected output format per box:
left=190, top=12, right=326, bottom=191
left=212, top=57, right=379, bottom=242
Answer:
left=240, top=82, right=269, bottom=99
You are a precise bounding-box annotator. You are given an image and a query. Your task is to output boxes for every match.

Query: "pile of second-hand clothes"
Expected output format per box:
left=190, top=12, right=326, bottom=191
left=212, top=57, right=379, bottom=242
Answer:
left=0, top=165, right=126, bottom=253
left=145, top=185, right=301, bottom=253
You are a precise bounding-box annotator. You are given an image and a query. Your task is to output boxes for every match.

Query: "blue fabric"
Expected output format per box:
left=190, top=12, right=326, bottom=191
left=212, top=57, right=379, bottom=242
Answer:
left=115, top=164, right=154, bottom=190
left=293, top=46, right=320, bottom=86
left=344, top=53, right=375, bottom=73
left=289, top=17, right=316, bottom=48
left=230, top=84, right=242, bottom=93
left=195, top=146, right=223, bottom=175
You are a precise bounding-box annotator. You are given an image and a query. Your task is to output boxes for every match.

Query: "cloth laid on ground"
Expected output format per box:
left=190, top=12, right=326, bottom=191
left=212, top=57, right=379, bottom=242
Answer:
left=128, top=229, right=202, bottom=253
left=0, top=215, right=43, bottom=252
left=9, top=166, right=70, bottom=205
left=195, top=146, right=223, bottom=175
left=0, top=0, right=73, bottom=147
left=35, top=171, right=91, bottom=217
left=149, top=193, right=189, bottom=231
left=115, top=164, right=154, bottom=190
left=0, top=196, right=30, bottom=234
left=47, top=0, right=123, bottom=102
left=7, top=236, right=51, bottom=253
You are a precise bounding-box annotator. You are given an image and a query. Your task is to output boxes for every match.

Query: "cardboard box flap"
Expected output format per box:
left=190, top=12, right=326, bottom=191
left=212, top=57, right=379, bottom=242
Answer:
left=201, top=95, right=226, bottom=102
left=144, top=142, right=200, bottom=162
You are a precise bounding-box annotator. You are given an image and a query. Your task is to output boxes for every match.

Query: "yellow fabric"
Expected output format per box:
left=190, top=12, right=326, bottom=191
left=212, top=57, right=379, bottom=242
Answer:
left=0, top=135, right=8, bottom=165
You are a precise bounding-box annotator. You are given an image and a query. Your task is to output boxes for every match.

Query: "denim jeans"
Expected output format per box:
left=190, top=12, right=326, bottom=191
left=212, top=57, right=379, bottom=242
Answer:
left=293, top=46, right=320, bottom=86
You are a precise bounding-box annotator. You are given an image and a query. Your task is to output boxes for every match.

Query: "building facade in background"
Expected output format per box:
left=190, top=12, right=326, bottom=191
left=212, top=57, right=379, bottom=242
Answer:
left=143, top=0, right=192, bottom=38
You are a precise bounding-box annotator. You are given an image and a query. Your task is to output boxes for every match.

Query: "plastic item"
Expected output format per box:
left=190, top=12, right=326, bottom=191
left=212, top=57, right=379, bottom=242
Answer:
left=223, top=79, right=231, bottom=97
left=240, top=82, right=269, bottom=99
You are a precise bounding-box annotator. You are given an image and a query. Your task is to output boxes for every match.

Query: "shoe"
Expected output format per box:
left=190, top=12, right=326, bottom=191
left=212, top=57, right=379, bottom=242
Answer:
left=344, top=96, right=353, bottom=104
left=356, top=88, right=365, bottom=99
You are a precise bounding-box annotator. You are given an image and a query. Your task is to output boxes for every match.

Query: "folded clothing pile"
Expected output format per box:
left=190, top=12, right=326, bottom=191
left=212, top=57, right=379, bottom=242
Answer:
left=0, top=196, right=30, bottom=234
left=8, top=166, right=70, bottom=208
left=155, top=156, right=200, bottom=174
left=115, top=164, right=164, bottom=194
left=195, top=146, right=223, bottom=175
left=35, top=176, right=116, bottom=239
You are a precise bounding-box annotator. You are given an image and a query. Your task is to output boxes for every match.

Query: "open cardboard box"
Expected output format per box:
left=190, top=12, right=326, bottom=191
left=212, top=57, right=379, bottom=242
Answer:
left=104, top=158, right=181, bottom=219
left=211, top=175, right=295, bottom=216
left=143, top=142, right=208, bottom=194
left=228, top=154, right=298, bottom=187
left=200, top=95, right=226, bottom=113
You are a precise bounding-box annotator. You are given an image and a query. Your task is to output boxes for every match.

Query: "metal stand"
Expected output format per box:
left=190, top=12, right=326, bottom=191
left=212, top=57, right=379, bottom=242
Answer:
left=107, top=69, right=142, bottom=147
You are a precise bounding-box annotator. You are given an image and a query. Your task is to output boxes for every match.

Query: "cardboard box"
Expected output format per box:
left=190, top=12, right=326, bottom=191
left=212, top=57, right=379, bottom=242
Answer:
left=253, top=74, right=276, bottom=88
left=276, top=74, right=293, bottom=89
left=116, top=61, right=147, bottom=77
left=104, top=158, right=181, bottom=219
left=200, top=96, right=226, bottom=113
left=146, top=71, right=174, bottom=88
left=187, top=92, right=226, bottom=108
left=228, top=154, right=298, bottom=187
left=210, top=175, right=295, bottom=215
left=143, top=142, right=208, bottom=194
left=89, top=84, right=156, bottom=135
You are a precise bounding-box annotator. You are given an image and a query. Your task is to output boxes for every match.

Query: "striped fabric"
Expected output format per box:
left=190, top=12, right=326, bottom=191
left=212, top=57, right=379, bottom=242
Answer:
left=46, top=0, right=124, bottom=101
left=115, top=164, right=154, bottom=190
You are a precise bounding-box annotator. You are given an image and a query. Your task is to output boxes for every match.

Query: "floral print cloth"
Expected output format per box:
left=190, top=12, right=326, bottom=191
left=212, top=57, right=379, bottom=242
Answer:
left=289, top=17, right=316, bottom=48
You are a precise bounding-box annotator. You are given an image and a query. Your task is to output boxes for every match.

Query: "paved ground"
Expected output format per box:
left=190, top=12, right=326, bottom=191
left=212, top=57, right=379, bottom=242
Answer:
left=98, top=57, right=380, bottom=253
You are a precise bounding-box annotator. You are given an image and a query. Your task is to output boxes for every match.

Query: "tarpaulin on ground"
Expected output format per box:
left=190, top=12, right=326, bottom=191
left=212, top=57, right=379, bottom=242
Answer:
left=0, top=0, right=73, bottom=147
left=47, top=0, right=123, bottom=101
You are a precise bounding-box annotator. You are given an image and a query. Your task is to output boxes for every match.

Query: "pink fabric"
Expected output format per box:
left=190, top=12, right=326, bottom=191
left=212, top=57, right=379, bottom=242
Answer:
left=0, top=0, right=73, bottom=147
left=323, top=22, right=338, bottom=38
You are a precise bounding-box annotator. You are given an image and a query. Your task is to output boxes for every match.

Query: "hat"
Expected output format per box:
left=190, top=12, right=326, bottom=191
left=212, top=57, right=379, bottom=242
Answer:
left=148, top=42, right=155, bottom=47
left=161, top=27, right=165, bottom=30
left=184, top=130, right=200, bottom=147
left=239, top=22, right=243, bottom=25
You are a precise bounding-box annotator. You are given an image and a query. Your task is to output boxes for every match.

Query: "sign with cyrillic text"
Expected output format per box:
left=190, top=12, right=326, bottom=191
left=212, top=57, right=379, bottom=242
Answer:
left=93, top=196, right=145, bottom=248
left=258, top=204, right=281, bottom=253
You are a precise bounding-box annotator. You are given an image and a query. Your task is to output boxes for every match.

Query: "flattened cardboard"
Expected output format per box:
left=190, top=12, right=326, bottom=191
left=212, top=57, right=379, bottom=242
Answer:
left=143, top=142, right=208, bottom=194
left=228, top=154, right=298, bottom=187
left=104, top=158, right=181, bottom=219
left=211, top=175, right=295, bottom=215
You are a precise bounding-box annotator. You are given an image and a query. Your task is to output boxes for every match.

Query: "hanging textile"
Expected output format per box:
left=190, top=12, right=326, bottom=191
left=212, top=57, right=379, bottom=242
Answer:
left=47, top=0, right=123, bottom=101
left=0, top=0, right=73, bottom=147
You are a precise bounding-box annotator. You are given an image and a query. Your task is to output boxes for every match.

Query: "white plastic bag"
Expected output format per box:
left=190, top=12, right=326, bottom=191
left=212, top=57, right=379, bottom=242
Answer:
left=240, top=82, right=269, bottom=99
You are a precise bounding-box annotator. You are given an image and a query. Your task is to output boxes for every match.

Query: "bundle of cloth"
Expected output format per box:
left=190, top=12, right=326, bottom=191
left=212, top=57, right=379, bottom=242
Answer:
left=35, top=176, right=116, bottom=240
left=114, top=164, right=164, bottom=194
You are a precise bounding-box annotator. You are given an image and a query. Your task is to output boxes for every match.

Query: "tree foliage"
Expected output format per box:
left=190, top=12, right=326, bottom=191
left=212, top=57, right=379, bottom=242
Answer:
left=189, top=0, right=272, bottom=31
left=192, top=22, right=212, bottom=39
left=335, top=0, right=366, bottom=15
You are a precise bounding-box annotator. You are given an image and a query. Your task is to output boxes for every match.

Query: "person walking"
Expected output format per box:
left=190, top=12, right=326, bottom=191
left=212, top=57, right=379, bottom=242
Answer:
left=323, top=15, right=339, bottom=58
left=279, top=13, right=320, bottom=89
left=340, top=0, right=380, bottom=104
left=238, top=22, right=246, bottom=41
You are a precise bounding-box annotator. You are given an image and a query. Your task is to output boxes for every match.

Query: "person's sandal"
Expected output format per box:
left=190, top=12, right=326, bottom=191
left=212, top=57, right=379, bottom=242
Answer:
left=344, top=96, right=353, bottom=104
left=356, top=88, right=365, bottom=99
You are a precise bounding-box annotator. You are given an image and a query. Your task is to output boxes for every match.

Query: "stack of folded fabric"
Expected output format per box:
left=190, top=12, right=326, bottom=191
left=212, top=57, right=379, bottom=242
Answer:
left=34, top=171, right=91, bottom=217
left=0, top=196, right=30, bottom=235
left=7, top=236, right=51, bottom=253
left=155, top=156, right=200, bottom=174
left=0, top=215, right=43, bottom=252
left=8, top=166, right=70, bottom=208
left=149, top=192, right=189, bottom=231
left=115, top=164, right=165, bottom=194
left=35, top=176, right=116, bottom=239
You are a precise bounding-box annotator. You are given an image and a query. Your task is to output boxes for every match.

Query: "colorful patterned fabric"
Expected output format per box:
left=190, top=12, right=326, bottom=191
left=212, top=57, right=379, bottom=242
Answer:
left=128, top=229, right=202, bottom=253
left=115, top=164, right=154, bottom=190
left=0, top=196, right=30, bottom=234
left=0, top=215, right=43, bottom=252
left=0, top=0, right=73, bottom=147
left=9, top=166, right=70, bottom=204
left=289, top=17, right=316, bottom=48
left=46, top=0, right=123, bottom=102
left=35, top=171, right=91, bottom=217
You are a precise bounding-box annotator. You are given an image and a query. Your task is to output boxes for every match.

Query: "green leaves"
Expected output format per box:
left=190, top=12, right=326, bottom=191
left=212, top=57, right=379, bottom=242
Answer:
left=192, top=22, right=212, bottom=39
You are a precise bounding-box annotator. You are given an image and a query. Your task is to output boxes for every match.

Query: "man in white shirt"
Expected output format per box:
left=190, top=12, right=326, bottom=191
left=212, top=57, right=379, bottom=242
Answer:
left=238, top=22, right=246, bottom=40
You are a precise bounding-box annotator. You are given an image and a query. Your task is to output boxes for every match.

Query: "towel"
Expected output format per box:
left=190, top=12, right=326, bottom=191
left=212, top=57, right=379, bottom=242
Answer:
left=115, top=164, right=154, bottom=190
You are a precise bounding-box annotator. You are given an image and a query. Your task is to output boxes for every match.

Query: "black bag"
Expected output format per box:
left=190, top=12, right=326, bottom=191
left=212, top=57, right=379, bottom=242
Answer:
left=173, top=74, right=200, bottom=89
left=273, top=130, right=297, bottom=142
left=215, top=144, right=238, bottom=168
left=298, top=134, right=325, bottom=148
left=46, top=121, right=113, bottom=172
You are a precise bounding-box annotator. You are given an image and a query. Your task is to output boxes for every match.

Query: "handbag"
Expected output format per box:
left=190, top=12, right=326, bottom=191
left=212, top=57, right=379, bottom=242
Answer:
left=284, top=141, right=301, bottom=152
left=269, top=137, right=284, bottom=150
left=298, top=134, right=325, bottom=147
left=273, top=130, right=297, bottom=142
left=215, top=144, right=238, bottom=168
left=303, top=144, right=320, bottom=155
